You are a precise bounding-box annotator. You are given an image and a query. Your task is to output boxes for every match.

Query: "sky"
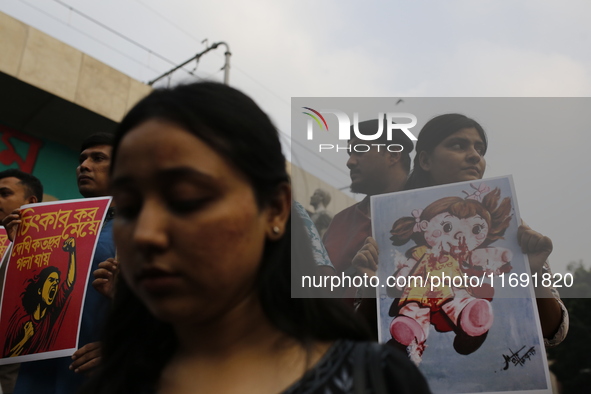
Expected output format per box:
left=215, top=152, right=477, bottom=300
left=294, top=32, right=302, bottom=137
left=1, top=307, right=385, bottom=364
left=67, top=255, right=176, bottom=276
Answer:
left=1, top=0, right=590, bottom=276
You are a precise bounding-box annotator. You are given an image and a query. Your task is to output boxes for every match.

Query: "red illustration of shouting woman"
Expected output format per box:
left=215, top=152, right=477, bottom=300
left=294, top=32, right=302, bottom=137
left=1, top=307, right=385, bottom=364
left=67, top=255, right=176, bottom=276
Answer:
left=3, top=237, right=77, bottom=357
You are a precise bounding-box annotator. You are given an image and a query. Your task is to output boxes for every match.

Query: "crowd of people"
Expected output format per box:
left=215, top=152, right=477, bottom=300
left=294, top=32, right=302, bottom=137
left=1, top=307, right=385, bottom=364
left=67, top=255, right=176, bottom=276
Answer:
left=0, top=81, right=568, bottom=393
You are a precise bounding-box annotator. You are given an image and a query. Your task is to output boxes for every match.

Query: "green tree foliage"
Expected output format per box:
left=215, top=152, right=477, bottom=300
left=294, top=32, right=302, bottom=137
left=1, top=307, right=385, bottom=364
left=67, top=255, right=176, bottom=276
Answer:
left=547, top=261, right=591, bottom=393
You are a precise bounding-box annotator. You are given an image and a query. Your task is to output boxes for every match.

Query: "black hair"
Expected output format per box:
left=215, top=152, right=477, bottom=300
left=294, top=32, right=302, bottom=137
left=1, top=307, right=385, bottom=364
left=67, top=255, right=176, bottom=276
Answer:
left=0, top=169, right=43, bottom=202
left=405, top=113, right=488, bottom=190
left=22, top=266, right=60, bottom=314
left=83, top=82, right=370, bottom=394
left=110, top=83, right=286, bottom=208
left=349, top=117, right=414, bottom=173
left=80, top=133, right=114, bottom=152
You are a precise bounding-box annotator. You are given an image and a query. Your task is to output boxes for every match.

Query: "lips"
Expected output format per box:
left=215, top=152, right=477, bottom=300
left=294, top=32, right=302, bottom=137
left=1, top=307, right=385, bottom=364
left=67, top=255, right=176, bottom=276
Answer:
left=136, top=267, right=182, bottom=293
left=78, top=175, right=93, bottom=183
left=463, top=166, right=481, bottom=177
left=48, top=285, right=58, bottom=303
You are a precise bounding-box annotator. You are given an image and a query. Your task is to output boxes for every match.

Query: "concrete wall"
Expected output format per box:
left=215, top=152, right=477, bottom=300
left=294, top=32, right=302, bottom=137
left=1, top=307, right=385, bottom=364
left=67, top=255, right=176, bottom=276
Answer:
left=0, top=11, right=357, bottom=210
left=0, top=11, right=151, bottom=123
left=0, top=11, right=154, bottom=200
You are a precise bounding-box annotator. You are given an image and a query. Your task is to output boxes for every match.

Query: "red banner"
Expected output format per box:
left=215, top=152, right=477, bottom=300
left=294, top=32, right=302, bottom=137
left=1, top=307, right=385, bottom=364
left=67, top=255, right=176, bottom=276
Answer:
left=0, top=197, right=111, bottom=364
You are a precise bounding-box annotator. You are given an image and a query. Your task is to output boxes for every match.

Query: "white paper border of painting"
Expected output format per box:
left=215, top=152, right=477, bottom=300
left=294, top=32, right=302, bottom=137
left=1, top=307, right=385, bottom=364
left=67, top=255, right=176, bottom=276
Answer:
left=0, top=347, right=75, bottom=366
left=371, top=175, right=551, bottom=393
left=17, top=196, right=111, bottom=208
left=70, top=196, right=112, bottom=364
left=0, top=242, right=13, bottom=270
left=0, top=196, right=112, bottom=364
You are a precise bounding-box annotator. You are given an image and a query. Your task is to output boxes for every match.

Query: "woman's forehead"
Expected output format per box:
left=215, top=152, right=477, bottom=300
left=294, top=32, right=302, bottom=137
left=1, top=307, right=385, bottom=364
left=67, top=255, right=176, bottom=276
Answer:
left=441, top=127, right=485, bottom=144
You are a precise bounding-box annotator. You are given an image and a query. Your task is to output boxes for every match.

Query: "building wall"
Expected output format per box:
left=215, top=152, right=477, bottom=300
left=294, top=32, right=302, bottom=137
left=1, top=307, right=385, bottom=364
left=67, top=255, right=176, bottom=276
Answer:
left=0, top=11, right=152, bottom=201
left=0, top=11, right=357, bottom=211
left=0, top=124, right=79, bottom=201
left=0, top=11, right=151, bottom=123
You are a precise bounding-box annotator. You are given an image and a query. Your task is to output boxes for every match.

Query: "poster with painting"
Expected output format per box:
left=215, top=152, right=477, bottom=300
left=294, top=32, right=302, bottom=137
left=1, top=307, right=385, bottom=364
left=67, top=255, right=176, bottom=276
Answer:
left=0, top=197, right=111, bottom=365
left=372, top=176, right=551, bottom=393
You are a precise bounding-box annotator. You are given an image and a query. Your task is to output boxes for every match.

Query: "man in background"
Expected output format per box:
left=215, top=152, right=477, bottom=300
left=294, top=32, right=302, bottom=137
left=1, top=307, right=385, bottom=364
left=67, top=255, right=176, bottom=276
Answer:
left=322, top=118, right=414, bottom=334
left=0, top=169, right=43, bottom=222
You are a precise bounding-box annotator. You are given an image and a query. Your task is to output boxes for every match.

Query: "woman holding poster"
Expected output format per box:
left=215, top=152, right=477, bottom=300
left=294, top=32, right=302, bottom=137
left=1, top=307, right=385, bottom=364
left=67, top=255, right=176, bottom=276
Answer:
left=401, top=113, right=567, bottom=349
left=357, top=113, right=569, bottom=392
left=81, top=82, right=431, bottom=394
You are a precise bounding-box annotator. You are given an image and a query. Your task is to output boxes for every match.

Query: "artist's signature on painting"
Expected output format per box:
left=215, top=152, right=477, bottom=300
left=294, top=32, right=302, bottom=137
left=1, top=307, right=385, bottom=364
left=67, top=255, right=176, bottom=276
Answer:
left=502, top=345, right=536, bottom=370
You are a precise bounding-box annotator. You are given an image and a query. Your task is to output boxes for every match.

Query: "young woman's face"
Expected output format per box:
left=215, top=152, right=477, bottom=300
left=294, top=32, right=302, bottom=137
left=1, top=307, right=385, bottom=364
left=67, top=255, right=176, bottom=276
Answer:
left=421, top=212, right=488, bottom=253
left=112, top=120, right=276, bottom=324
left=419, top=127, right=486, bottom=186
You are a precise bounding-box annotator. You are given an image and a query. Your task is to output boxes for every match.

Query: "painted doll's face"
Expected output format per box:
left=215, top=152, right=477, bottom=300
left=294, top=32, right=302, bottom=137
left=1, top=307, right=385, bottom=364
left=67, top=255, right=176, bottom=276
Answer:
left=421, top=212, right=488, bottom=253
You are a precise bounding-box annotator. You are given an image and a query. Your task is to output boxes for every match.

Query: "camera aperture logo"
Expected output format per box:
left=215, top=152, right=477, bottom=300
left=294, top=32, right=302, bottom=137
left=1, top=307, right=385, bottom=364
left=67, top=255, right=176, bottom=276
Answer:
left=301, top=107, right=417, bottom=153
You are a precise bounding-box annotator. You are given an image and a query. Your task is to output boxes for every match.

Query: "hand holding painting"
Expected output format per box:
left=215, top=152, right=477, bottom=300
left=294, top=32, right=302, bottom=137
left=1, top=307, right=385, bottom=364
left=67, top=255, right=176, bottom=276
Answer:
left=517, top=223, right=562, bottom=339
left=1, top=209, right=21, bottom=243
left=91, top=258, right=118, bottom=299
left=69, top=341, right=101, bottom=375
left=352, top=237, right=379, bottom=277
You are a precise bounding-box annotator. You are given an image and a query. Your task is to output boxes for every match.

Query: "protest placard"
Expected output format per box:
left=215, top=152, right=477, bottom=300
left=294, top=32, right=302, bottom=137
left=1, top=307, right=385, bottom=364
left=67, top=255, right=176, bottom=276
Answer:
left=372, top=176, right=551, bottom=394
left=0, top=197, right=111, bottom=364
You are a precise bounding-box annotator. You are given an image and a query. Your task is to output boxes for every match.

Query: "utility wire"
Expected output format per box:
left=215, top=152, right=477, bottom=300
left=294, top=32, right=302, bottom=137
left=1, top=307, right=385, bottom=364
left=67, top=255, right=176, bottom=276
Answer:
left=50, top=0, right=202, bottom=80
left=29, top=0, right=349, bottom=179
left=52, top=0, right=176, bottom=66
left=132, top=0, right=200, bottom=44
left=128, top=2, right=338, bottom=174
left=19, top=0, right=162, bottom=74
left=130, top=0, right=290, bottom=107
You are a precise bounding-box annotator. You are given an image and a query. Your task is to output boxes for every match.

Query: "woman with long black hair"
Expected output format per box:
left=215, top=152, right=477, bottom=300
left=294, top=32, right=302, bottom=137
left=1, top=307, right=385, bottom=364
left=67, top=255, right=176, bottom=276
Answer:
left=82, top=82, right=430, bottom=394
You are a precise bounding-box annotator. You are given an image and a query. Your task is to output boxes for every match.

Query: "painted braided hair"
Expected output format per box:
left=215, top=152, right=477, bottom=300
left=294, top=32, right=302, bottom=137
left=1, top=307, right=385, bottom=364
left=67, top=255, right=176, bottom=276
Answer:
left=390, top=188, right=511, bottom=249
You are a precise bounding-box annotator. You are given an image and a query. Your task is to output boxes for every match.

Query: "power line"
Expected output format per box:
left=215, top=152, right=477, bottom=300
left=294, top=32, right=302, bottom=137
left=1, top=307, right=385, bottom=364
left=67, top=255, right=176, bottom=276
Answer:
left=50, top=0, right=203, bottom=81
left=22, top=0, right=349, bottom=180
left=127, top=2, right=328, bottom=173
left=52, top=0, right=176, bottom=67
left=19, top=0, right=162, bottom=74
left=132, top=0, right=202, bottom=44
left=129, top=0, right=290, bottom=107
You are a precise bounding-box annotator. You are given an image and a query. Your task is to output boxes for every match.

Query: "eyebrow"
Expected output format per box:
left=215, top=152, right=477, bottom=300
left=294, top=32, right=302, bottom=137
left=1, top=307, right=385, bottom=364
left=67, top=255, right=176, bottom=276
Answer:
left=446, top=136, right=485, bottom=145
left=111, top=167, right=217, bottom=190
left=79, top=151, right=110, bottom=160
left=85, top=152, right=109, bottom=159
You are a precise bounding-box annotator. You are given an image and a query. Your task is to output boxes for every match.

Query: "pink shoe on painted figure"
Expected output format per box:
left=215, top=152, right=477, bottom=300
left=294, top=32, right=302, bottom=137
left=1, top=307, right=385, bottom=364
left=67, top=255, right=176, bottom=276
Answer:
left=390, top=315, right=425, bottom=346
left=459, top=299, right=493, bottom=337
